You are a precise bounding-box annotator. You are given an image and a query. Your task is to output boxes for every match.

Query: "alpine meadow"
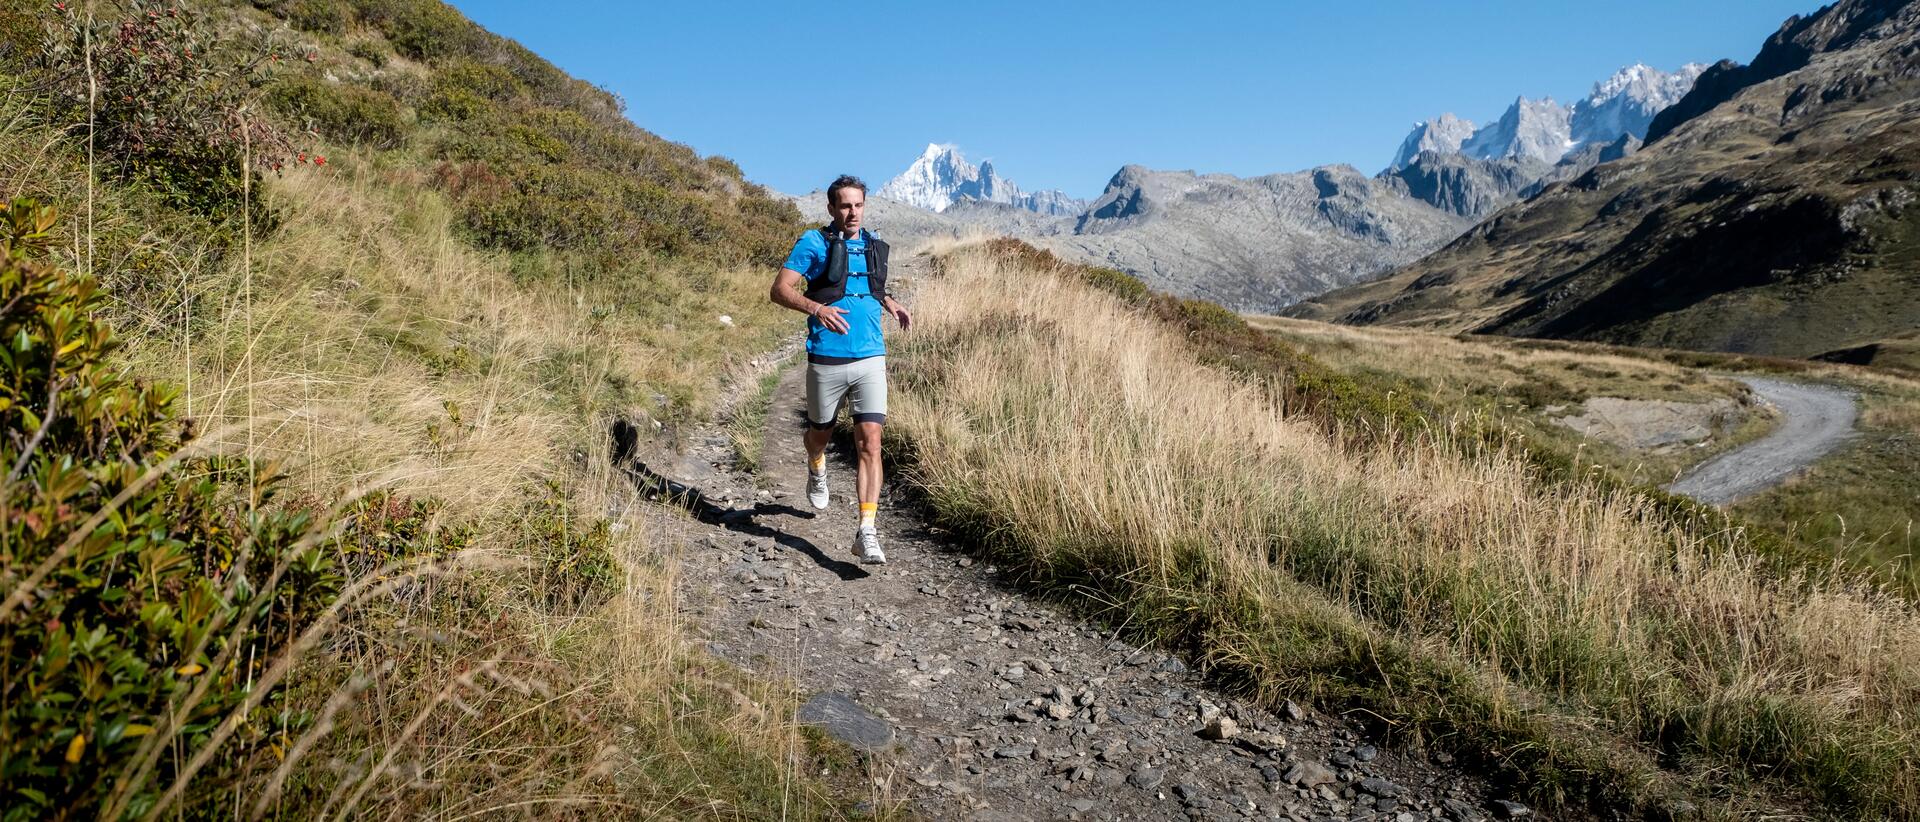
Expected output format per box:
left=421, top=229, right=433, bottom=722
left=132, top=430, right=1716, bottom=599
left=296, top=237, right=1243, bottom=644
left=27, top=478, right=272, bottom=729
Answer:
left=2, top=1, right=1917, bottom=821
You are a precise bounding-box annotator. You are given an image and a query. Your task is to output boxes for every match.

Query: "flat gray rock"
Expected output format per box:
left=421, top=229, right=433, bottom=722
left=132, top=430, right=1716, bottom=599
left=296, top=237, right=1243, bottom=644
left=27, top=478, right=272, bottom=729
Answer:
left=796, top=692, right=894, bottom=752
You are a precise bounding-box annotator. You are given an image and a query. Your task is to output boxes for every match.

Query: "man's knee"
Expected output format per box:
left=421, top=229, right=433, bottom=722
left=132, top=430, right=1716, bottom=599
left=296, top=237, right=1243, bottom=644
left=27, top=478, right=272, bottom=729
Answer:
left=855, top=422, right=884, bottom=456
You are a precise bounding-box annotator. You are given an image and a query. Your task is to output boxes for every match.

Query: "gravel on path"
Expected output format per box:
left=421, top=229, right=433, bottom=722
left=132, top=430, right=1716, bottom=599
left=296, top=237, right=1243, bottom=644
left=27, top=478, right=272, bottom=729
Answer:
left=1666, top=377, right=1858, bottom=506
left=632, top=321, right=1514, bottom=821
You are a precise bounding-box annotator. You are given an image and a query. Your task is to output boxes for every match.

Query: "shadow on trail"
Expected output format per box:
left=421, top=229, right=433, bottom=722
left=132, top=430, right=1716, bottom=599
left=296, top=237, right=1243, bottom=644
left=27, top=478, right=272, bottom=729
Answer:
left=612, top=420, right=869, bottom=581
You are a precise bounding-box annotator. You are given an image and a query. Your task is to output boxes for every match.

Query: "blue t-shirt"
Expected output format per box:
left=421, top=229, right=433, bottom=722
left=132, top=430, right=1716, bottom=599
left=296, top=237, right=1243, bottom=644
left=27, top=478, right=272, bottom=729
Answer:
left=784, top=229, right=885, bottom=361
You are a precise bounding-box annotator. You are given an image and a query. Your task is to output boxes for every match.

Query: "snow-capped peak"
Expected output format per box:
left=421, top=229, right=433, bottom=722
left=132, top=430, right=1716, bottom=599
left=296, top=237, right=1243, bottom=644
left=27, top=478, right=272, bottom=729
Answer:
left=1387, top=62, right=1707, bottom=171
left=1461, top=96, right=1572, bottom=165
left=1387, top=113, right=1477, bottom=171
left=878, top=143, right=1087, bottom=216
left=1570, top=63, right=1707, bottom=146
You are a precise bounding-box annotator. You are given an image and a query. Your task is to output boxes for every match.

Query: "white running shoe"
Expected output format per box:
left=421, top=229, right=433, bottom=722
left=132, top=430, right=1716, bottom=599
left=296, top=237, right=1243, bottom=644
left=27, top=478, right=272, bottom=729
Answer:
left=807, top=469, right=829, bottom=510
left=855, top=526, right=886, bottom=564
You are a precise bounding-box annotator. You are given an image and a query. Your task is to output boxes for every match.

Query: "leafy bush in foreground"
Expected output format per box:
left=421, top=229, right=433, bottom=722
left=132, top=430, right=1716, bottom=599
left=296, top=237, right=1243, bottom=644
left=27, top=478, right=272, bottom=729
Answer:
left=0, top=200, right=340, bottom=819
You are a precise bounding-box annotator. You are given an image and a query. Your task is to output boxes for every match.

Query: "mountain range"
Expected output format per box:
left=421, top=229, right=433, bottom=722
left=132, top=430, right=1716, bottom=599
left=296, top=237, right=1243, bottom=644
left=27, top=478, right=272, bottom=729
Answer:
left=1374, top=63, right=1705, bottom=221
left=1289, top=0, right=1920, bottom=362
left=1388, top=63, right=1706, bottom=171
left=828, top=62, right=1714, bottom=314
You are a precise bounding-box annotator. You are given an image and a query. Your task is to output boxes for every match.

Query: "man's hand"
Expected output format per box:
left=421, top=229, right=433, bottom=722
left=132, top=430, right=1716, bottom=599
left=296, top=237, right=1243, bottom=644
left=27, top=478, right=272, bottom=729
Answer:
left=889, top=302, right=912, bottom=330
left=814, top=304, right=850, bottom=334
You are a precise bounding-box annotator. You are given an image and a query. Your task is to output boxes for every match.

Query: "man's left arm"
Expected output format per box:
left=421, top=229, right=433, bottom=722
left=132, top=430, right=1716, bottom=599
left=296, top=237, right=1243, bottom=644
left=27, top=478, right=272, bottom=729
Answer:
left=881, top=295, right=912, bottom=330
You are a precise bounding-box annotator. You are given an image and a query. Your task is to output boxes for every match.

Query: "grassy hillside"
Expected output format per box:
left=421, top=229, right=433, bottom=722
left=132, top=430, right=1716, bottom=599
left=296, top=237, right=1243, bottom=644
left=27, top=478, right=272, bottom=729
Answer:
left=892, top=242, right=1920, bottom=819
left=1246, top=317, right=1920, bottom=595
left=0, top=0, right=874, bottom=818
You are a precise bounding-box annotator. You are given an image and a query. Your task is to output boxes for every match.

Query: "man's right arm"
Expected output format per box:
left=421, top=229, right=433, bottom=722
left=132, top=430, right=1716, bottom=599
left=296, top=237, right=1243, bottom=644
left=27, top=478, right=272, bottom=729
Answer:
left=770, top=268, right=849, bottom=334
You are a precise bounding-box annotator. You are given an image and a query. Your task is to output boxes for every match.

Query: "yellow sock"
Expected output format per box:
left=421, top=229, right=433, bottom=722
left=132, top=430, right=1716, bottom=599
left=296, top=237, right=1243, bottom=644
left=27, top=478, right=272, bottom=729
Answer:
left=859, top=502, right=877, bottom=529
left=809, top=452, right=826, bottom=473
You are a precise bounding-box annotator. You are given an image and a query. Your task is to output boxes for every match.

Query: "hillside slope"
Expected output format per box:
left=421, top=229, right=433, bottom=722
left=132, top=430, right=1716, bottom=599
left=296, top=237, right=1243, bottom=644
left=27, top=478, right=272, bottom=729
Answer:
left=0, top=0, right=869, bottom=817
left=1289, top=0, right=1920, bottom=359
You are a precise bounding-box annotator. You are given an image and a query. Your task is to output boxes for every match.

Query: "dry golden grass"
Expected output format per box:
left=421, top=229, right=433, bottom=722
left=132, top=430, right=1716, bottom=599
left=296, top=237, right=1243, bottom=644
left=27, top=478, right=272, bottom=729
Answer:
left=1248, top=314, right=1743, bottom=406
left=86, top=152, right=854, bottom=818
left=894, top=245, right=1920, bottom=817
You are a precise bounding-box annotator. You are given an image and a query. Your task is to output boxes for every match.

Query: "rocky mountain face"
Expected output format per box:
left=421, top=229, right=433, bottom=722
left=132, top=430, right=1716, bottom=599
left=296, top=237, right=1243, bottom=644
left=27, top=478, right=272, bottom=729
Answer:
left=1037, top=165, right=1473, bottom=311
left=877, top=144, right=1087, bottom=216
left=1387, top=113, right=1477, bottom=171
left=1379, top=64, right=1702, bottom=219
left=1290, top=0, right=1920, bottom=360
left=1647, top=0, right=1907, bottom=143
left=1574, top=62, right=1707, bottom=145
left=1378, top=152, right=1550, bottom=220
left=1460, top=96, right=1573, bottom=165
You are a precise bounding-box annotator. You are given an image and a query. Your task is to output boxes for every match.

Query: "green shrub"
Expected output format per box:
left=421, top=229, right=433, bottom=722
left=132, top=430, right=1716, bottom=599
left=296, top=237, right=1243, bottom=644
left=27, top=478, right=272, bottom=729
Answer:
left=705, top=154, right=743, bottom=179
left=1081, top=265, right=1149, bottom=303
left=1176, top=298, right=1243, bottom=334
left=505, top=123, right=569, bottom=163
left=349, top=0, right=482, bottom=61
left=268, top=76, right=408, bottom=149
left=0, top=200, right=342, bottom=819
left=39, top=1, right=307, bottom=228
left=436, top=59, right=523, bottom=100
left=345, top=38, right=388, bottom=67
left=419, top=84, right=488, bottom=122
left=0, top=0, right=43, bottom=71
left=522, top=481, right=618, bottom=613
left=283, top=0, right=349, bottom=34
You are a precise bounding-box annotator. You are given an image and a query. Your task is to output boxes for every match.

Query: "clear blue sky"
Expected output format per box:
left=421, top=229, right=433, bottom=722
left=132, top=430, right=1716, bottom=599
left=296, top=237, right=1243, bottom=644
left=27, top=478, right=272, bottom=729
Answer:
left=446, top=0, right=1817, bottom=199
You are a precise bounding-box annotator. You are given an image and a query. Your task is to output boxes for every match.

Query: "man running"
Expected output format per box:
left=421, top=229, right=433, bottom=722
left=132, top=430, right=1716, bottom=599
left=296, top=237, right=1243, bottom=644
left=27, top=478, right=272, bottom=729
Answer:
left=768, top=175, right=911, bottom=564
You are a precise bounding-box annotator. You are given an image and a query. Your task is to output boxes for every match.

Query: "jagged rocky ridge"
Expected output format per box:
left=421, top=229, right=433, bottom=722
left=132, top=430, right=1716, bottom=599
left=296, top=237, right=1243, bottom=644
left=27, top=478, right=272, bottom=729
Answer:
left=1290, top=0, right=1920, bottom=360
left=1380, top=64, right=1704, bottom=219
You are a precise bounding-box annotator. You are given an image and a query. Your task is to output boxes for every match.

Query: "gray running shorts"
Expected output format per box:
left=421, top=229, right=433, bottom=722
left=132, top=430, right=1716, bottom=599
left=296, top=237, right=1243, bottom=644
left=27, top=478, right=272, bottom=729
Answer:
left=806, top=357, right=887, bottom=429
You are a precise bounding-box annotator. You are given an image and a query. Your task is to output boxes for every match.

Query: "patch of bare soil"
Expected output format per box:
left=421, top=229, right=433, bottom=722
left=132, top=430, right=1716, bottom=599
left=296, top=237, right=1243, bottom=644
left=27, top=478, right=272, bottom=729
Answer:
left=1550, top=395, right=1742, bottom=451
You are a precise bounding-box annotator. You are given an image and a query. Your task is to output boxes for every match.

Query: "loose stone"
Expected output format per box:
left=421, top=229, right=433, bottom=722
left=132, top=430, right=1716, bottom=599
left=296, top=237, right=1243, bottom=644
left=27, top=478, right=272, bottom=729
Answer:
left=1359, top=776, right=1404, bottom=798
left=1199, top=715, right=1241, bottom=741
left=1489, top=799, right=1531, bottom=819
left=1127, top=767, right=1166, bottom=790
left=1284, top=761, right=1337, bottom=787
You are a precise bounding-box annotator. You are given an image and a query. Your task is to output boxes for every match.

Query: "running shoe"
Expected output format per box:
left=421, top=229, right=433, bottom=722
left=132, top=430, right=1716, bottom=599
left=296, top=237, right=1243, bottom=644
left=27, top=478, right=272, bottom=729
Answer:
left=855, top=526, right=887, bottom=565
left=807, top=468, right=829, bottom=510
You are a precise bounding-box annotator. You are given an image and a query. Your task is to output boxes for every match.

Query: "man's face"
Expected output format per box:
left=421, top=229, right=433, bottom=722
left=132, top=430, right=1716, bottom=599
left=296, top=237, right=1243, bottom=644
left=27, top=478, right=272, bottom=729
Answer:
left=830, top=188, right=865, bottom=234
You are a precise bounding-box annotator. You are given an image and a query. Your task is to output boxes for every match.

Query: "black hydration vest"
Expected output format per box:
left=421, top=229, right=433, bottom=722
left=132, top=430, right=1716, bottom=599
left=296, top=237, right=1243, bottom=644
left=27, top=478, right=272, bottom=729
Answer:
left=802, top=225, right=889, bottom=306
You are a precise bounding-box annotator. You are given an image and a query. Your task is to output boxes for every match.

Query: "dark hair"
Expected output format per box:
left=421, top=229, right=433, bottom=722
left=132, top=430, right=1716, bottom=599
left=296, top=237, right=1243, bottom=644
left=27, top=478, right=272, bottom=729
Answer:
left=827, top=174, right=867, bottom=206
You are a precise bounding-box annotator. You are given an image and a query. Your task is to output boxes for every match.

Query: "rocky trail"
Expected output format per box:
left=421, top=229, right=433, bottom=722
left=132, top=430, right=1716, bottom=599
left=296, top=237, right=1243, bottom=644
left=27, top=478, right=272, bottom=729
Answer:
left=626, top=359, right=1518, bottom=821
left=1666, top=377, right=1858, bottom=506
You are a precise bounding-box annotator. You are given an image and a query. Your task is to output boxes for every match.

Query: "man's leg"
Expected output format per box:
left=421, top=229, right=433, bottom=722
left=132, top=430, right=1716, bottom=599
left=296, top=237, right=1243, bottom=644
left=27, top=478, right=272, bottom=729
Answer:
left=855, top=421, right=884, bottom=512
left=804, top=363, right=849, bottom=510
left=804, top=426, right=833, bottom=470
left=847, top=357, right=889, bottom=563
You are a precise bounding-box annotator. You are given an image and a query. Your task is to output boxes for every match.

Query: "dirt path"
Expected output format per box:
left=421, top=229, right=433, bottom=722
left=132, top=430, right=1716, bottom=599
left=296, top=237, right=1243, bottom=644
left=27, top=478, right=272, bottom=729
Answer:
left=630, top=352, right=1512, bottom=820
left=1666, top=376, right=1858, bottom=506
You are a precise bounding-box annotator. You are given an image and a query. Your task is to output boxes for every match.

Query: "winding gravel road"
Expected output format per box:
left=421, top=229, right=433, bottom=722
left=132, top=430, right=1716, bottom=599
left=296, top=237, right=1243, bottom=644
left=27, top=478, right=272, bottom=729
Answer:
left=1666, top=376, right=1858, bottom=506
